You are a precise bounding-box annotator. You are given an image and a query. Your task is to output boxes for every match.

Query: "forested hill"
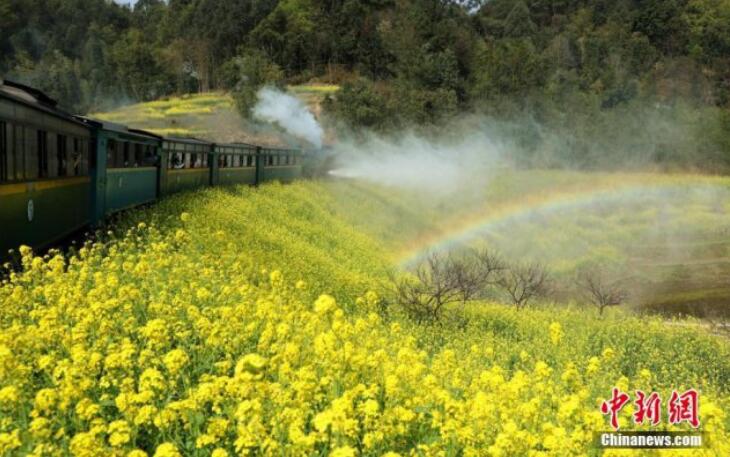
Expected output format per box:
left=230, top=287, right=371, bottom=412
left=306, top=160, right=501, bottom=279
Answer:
left=1, top=0, right=729, bottom=168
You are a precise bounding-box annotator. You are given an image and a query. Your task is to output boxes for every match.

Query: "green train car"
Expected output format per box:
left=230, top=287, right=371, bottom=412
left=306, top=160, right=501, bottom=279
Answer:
left=214, top=143, right=258, bottom=186
left=0, top=80, right=92, bottom=255
left=160, top=137, right=213, bottom=195
left=0, top=79, right=307, bottom=258
left=76, top=117, right=161, bottom=224
left=260, top=147, right=302, bottom=183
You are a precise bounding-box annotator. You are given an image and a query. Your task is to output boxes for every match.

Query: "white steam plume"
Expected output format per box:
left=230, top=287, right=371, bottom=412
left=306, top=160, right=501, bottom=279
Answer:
left=329, top=127, right=506, bottom=194
left=252, top=87, right=323, bottom=148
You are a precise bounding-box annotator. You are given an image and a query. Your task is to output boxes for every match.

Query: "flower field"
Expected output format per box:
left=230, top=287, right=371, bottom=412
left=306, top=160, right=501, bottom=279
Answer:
left=1, top=179, right=730, bottom=456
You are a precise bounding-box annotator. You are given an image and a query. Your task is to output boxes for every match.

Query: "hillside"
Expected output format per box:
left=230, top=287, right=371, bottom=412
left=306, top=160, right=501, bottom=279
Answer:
left=1, top=177, right=730, bottom=455
left=3, top=0, right=729, bottom=171
left=89, top=85, right=338, bottom=146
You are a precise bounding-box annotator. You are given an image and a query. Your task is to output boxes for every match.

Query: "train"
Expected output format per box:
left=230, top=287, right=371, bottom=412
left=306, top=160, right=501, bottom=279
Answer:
left=0, top=79, right=305, bottom=258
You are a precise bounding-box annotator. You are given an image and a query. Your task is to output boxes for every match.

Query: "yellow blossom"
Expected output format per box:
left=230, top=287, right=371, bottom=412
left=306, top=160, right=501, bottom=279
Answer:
left=153, top=442, right=181, bottom=457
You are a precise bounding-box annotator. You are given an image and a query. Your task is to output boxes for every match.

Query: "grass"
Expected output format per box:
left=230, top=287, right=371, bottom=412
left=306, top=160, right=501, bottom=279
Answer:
left=288, top=84, right=340, bottom=94
left=89, top=92, right=234, bottom=139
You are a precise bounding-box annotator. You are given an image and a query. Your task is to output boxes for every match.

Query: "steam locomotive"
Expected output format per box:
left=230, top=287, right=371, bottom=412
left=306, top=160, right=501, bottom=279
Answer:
left=0, top=79, right=303, bottom=257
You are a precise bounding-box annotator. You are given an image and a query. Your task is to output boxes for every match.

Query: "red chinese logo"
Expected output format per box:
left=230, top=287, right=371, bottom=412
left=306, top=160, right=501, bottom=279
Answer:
left=668, top=389, right=700, bottom=428
left=600, top=388, right=631, bottom=430
left=634, top=390, right=662, bottom=426
left=601, top=388, right=700, bottom=430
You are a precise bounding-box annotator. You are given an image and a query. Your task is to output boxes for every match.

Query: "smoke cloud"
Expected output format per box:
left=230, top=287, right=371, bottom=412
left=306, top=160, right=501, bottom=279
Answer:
left=328, top=121, right=508, bottom=194
left=253, top=87, right=324, bottom=148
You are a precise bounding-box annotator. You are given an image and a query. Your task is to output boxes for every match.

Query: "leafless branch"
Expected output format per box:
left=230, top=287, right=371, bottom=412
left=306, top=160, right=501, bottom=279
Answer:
left=497, top=261, right=550, bottom=309
left=576, top=266, right=628, bottom=315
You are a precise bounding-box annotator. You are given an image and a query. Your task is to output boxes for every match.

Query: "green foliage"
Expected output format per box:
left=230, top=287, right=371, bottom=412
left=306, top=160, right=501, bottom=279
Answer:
left=111, top=29, right=172, bottom=102
left=470, top=38, right=545, bottom=99
left=0, top=0, right=729, bottom=168
left=325, top=78, right=391, bottom=130
left=223, top=50, right=284, bottom=117
left=249, top=0, right=318, bottom=74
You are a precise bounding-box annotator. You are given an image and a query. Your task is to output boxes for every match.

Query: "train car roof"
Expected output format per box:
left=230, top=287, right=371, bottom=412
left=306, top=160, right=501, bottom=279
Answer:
left=0, top=79, right=86, bottom=126
left=262, top=146, right=299, bottom=152
left=163, top=136, right=213, bottom=146
left=74, top=116, right=161, bottom=141
left=229, top=142, right=258, bottom=148
left=215, top=142, right=257, bottom=150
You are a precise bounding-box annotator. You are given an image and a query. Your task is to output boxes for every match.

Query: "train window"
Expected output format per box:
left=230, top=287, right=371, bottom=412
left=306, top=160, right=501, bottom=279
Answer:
left=147, top=146, right=154, bottom=166
left=0, top=121, right=6, bottom=182
left=246, top=155, right=253, bottom=167
left=267, top=156, right=273, bottom=166
left=72, top=137, right=82, bottom=176
left=172, top=152, right=184, bottom=169
left=13, top=125, right=23, bottom=180
left=191, top=153, right=198, bottom=168
left=134, top=144, right=143, bottom=167
left=202, top=152, right=208, bottom=167
left=37, top=130, right=48, bottom=178
left=57, top=134, right=68, bottom=177
left=107, top=139, right=116, bottom=168
left=122, top=142, right=131, bottom=167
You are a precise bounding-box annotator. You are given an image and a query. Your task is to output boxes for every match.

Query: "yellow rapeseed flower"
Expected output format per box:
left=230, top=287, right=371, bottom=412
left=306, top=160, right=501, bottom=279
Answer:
left=153, top=442, right=181, bottom=457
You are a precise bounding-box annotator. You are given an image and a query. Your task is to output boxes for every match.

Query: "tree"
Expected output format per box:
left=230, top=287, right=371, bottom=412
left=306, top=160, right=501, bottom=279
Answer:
left=223, top=50, right=284, bottom=117
left=391, top=252, right=466, bottom=323
left=391, top=248, right=506, bottom=323
left=632, top=0, right=688, bottom=56
left=470, top=38, right=545, bottom=100
left=497, top=261, right=550, bottom=309
left=326, top=78, right=392, bottom=130
left=504, top=1, right=537, bottom=38
left=576, top=266, right=628, bottom=315
left=111, top=29, right=171, bottom=101
left=249, top=0, right=318, bottom=74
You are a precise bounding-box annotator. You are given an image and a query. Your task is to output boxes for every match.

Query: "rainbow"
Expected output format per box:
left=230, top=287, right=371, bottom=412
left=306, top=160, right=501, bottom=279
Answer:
left=395, top=173, right=724, bottom=266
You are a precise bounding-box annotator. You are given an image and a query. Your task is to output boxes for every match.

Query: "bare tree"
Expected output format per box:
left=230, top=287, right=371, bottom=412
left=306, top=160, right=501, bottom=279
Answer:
left=576, top=267, right=628, bottom=315
left=391, top=252, right=466, bottom=323
left=498, top=261, right=550, bottom=309
left=473, top=247, right=506, bottom=285
left=392, top=248, right=543, bottom=321
left=449, top=257, right=481, bottom=306
left=453, top=247, right=506, bottom=303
